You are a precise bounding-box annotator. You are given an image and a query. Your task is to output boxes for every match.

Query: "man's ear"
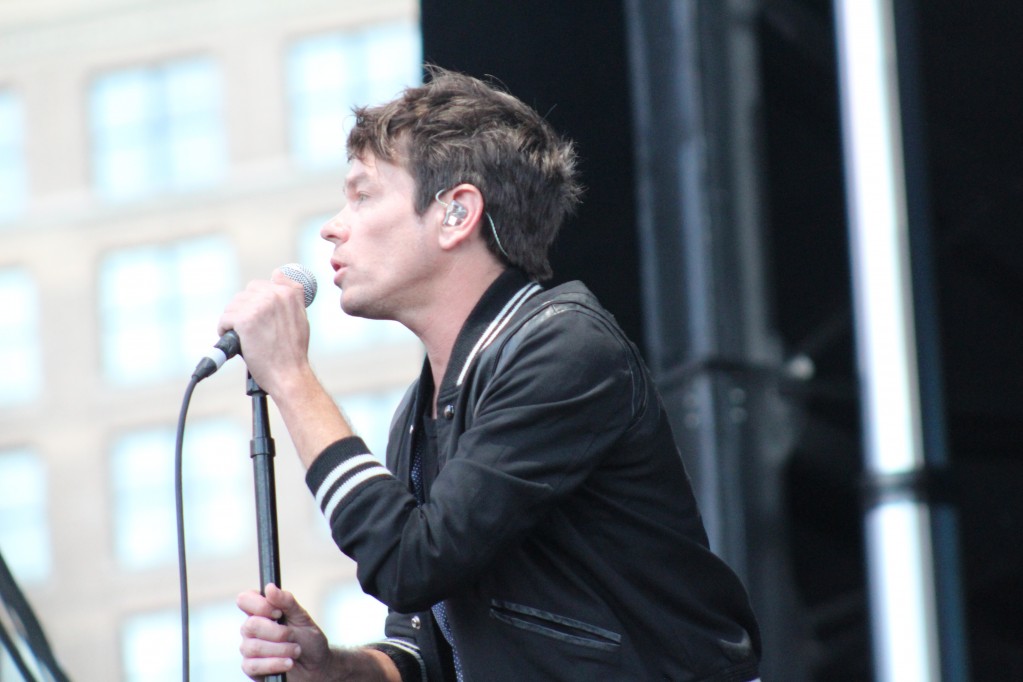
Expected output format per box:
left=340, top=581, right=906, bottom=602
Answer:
left=436, top=184, right=485, bottom=251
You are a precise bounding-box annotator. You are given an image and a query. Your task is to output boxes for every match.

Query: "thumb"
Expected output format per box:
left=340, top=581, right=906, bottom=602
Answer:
left=264, top=584, right=315, bottom=626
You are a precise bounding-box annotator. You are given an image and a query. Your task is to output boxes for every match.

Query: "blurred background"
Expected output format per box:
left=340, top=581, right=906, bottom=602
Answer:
left=2, top=0, right=1022, bottom=680
left=0, top=0, right=422, bottom=679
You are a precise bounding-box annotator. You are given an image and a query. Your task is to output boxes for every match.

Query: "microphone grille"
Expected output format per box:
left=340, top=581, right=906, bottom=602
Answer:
left=280, top=263, right=318, bottom=308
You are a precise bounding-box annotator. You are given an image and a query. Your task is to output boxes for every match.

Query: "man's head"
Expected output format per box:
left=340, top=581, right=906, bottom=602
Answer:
left=346, top=66, right=583, bottom=281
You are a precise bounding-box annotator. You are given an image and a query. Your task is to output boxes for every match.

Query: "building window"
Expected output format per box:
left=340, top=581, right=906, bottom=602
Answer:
left=89, top=57, right=227, bottom=201
left=0, top=449, right=51, bottom=583
left=0, top=268, right=43, bottom=406
left=99, top=234, right=237, bottom=385
left=111, top=419, right=251, bottom=570
left=0, top=90, right=27, bottom=221
left=299, top=215, right=416, bottom=353
left=287, top=22, right=421, bottom=166
left=322, top=582, right=388, bottom=647
left=121, top=601, right=247, bottom=681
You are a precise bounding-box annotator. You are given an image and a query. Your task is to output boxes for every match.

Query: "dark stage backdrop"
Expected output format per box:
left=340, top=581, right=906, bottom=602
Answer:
left=421, top=1, right=1023, bottom=680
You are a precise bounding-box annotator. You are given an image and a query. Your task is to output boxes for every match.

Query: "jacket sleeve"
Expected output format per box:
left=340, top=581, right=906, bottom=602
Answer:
left=305, top=306, right=638, bottom=612
left=363, top=609, right=428, bottom=682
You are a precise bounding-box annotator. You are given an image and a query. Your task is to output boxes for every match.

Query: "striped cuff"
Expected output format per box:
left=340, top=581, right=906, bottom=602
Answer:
left=306, top=437, right=393, bottom=522
left=365, top=639, right=427, bottom=682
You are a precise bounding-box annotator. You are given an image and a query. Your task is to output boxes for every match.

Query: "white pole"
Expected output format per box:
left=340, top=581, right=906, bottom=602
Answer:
left=832, top=1, right=942, bottom=680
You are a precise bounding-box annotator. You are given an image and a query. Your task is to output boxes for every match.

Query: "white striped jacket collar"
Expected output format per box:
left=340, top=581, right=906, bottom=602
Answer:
left=436, top=269, right=542, bottom=392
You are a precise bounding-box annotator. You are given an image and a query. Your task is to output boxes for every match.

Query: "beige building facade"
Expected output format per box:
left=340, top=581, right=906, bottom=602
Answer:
left=0, top=0, right=423, bottom=678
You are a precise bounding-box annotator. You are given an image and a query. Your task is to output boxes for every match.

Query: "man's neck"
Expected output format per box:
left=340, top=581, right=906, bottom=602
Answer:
left=412, top=264, right=506, bottom=416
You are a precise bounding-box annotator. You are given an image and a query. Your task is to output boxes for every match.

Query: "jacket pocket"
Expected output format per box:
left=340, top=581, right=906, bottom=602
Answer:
left=489, top=600, right=622, bottom=652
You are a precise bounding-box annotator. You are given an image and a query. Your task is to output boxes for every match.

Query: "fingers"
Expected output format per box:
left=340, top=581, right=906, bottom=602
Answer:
left=237, top=586, right=335, bottom=681
left=239, top=623, right=299, bottom=680
left=239, top=614, right=299, bottom=650
left=264, top=584, right=319, bottom=628
left=216, top=276, right=305, bottom=337
left=237, top=585, right=316, bottom=626
left=236, top=588, right=283, bottom=621
left=216, top=280, right=272, bottom=337
left=239, top=633, right=297, bottom=680
left=238, top=591, right=301, bottom=680
left=237, top=585, right=330, bottom=680
left=241, top=655, right=293, bottom=681
left=271, top=267, right=307, bottom=293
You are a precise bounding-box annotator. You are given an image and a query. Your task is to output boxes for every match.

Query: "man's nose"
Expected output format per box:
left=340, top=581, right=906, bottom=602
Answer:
left=320, top=210, right=349, bottom=243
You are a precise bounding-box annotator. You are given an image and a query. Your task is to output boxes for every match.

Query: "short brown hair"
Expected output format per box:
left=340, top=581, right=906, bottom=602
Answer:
left=347, top=66, right=582, bottom=281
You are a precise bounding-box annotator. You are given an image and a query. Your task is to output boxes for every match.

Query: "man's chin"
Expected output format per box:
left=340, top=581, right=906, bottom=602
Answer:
left=341, top=296, right=383, bottom=321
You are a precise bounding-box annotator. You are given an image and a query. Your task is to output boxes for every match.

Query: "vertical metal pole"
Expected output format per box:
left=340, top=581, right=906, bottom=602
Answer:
left=624, top=2, right=809, bottom=678
left=248, top=373, right=285, bottom=682
left=624, top=0, right=777, bottom=573
left=832, top=1, right=946, bottom=679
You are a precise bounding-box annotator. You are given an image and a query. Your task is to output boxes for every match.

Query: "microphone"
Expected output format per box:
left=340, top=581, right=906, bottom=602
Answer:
left=192, top=263, right=318, bottom=381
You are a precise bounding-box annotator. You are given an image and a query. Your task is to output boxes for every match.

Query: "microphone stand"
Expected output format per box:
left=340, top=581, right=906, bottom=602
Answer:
left=247, top=372, right=286, bottom=682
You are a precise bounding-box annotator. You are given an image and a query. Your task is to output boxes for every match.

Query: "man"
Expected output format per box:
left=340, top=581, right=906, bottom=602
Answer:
left=226, top=67, right=761, bottom=681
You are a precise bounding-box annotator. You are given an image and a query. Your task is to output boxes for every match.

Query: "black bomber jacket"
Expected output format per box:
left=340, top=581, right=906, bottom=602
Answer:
left=306, top=269, right=761, bottom=681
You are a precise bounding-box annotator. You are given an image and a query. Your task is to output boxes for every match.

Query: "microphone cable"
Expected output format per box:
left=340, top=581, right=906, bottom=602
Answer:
left=174, top=375, right=201, bottom=682
left=173, top=264, right=314, bottom=682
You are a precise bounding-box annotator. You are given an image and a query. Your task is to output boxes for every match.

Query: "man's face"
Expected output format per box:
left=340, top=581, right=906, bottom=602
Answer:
left=321, top=153, right=435, bottom=321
